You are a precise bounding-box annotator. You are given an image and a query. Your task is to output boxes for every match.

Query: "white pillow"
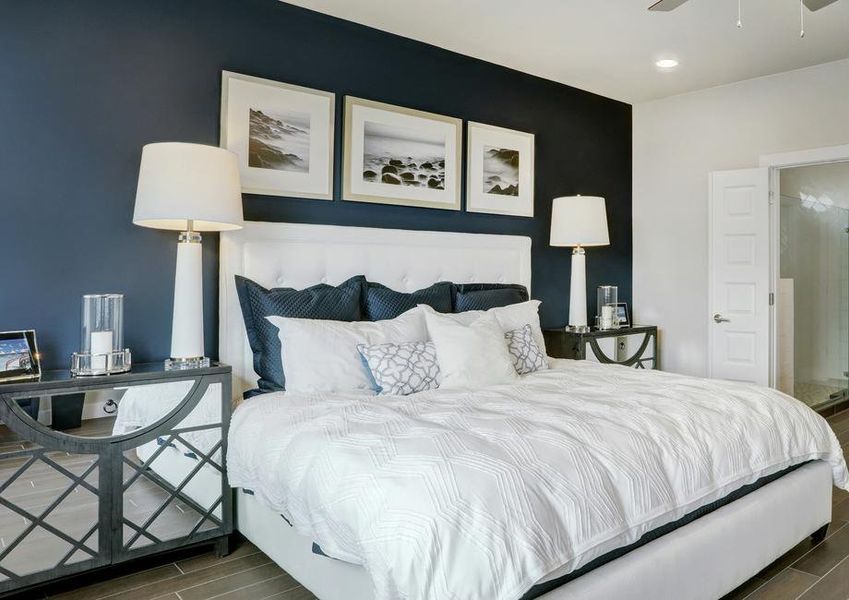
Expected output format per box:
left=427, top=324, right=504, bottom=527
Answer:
left=424, top=310, right=518, bottom=390
left=420, top=300, right=549, bottom=365
left=267, top=307, right=428, bottom=393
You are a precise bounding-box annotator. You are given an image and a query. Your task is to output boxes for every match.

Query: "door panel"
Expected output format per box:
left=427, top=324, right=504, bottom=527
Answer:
left=709, top=168, right=770, bottom=385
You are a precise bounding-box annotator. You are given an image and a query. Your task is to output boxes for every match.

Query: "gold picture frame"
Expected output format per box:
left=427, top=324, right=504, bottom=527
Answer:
left=220, top=71, right=335, bottom=200
left=466, top=121, right=535, bottom=217
left=342, top=97, right=461, bottom=210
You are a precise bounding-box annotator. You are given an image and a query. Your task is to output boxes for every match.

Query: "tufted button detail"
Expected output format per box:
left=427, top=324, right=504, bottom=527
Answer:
left=276, top=277, right=285, bottom=285
left=320, top=276, right=328, bottom=284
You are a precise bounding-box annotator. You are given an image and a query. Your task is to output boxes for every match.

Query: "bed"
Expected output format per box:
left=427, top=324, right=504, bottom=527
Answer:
left=219, top=221, right=848, bottom=600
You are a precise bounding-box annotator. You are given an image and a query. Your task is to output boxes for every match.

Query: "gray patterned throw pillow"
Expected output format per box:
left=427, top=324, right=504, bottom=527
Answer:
left=358, top=341, right=441, bottom=396
left=505, top=324, right=548, bottom=375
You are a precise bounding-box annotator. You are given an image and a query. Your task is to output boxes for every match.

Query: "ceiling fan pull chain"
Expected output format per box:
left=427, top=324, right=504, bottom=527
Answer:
left=800, top=0, right=805, bottom=37
left=737, top=0, right=743, bottom=28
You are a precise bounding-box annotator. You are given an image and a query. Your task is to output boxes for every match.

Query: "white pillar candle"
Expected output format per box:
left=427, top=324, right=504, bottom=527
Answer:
left=90, top=330, right=113, bottom=372
left=601, top=305, right=615, bottom=329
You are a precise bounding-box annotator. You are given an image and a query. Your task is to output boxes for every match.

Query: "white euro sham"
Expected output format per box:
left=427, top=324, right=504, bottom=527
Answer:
left=267, top=306, right=428, bottom=393
left=423, top=300, right=549, bottom=365
left=424, top=310, right=518, bottom=389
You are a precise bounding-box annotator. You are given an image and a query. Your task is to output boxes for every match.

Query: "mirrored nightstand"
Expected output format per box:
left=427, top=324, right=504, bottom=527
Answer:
left=0, top=363, right=233, bottom=596
left=544, top=326, right=659, bottom=370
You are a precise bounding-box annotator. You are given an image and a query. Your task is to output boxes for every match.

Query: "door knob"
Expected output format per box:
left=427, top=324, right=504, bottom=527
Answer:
left=713, top=313, right=730, bottom=323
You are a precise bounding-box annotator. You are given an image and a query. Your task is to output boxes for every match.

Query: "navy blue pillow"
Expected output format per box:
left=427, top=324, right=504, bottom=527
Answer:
left=453, top=283, right=529, bottom=312
left=364, top=281, right=452, bottom=321
left=235, top=275, right=365, bottom=394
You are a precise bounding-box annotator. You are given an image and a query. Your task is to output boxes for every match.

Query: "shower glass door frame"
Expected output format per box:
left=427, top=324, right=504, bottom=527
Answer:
left=762, top=144, right=849, bottom=410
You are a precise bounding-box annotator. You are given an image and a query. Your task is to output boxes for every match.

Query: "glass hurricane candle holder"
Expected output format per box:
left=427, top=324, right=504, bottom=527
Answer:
left=71, top=294, right=132, bottom=376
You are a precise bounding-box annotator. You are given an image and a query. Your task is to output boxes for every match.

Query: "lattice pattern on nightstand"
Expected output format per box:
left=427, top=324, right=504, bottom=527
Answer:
left=0, top=448, right=100, bottom=579
left=121, top=430, right=223, bottom=551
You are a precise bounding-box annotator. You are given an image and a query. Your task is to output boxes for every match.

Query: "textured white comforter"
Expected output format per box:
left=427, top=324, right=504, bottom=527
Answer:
left=227, top=360, right=849, bottom=600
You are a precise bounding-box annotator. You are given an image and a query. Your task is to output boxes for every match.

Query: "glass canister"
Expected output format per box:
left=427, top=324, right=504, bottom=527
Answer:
left=597, top=286, right=619, bottom=330
left=71, top=294, right=131, bottom=375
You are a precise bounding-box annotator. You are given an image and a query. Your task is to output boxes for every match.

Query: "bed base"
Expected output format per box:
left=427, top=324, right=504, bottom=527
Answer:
left=236, top=461, right=832, bottom=600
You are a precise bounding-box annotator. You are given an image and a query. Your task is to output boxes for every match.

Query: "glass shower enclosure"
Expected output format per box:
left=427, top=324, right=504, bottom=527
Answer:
left=779, top=191, right=849, bottom=411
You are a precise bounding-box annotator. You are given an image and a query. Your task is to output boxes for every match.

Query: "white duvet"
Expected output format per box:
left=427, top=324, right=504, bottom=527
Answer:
left=227, top=360, right=849, bottom=600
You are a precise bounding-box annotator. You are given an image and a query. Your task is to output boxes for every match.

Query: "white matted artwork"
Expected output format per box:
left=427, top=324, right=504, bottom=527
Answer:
left=220, top=71, right=334, bottom=200
left=343, top=97, right=461, bottom=211
left=467, top=122, right=535, bottom=217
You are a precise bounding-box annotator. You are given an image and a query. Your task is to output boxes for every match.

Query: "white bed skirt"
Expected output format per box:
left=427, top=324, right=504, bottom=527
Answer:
left=236, top=460, right=832, bottom=600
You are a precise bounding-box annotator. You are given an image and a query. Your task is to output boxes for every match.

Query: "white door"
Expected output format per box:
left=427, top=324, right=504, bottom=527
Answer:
left=708, top=168, right=771, bottom=385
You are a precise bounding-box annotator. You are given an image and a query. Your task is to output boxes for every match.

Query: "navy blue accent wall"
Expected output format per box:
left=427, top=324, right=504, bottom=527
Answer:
left=0, top=0, right=631, bottom=370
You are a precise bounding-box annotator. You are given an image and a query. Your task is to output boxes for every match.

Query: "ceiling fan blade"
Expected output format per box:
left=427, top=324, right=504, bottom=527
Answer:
left=648, top=0, right=691, bottom=11
left=803, top=0, right=839, bottom=10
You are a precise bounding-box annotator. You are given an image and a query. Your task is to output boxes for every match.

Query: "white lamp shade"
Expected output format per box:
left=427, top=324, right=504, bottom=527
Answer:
left=134, top=142, right=244, bottom=232
left=549, top=196, right=610, bottom=247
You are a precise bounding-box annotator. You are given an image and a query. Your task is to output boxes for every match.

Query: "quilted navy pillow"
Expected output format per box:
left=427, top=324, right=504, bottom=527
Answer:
left=235, top=275, right=365, bottom=394
left=365, top=281, right=452, bottom=321
left=454, top=283, right=529, bottom=313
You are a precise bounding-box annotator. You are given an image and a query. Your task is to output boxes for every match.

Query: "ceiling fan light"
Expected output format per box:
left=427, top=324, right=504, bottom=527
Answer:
left=655, top=58, right=679, bottom=69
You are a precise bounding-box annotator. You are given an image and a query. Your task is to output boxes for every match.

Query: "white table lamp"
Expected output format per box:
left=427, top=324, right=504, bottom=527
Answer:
left=134, top=142, right=243, bottom=369
left=550, top=196, right=610, bottom=332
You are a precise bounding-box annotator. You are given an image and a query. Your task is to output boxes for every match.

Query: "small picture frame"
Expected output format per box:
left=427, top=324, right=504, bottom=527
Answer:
left=0, top=330, right=41, bottom=382
left=614, top=303, right=630, bottom=328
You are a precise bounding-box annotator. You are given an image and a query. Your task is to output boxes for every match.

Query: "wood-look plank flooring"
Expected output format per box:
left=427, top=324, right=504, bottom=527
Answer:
left=722, top=409, right=849, bottom=600
left=29, top=539, right=315, bottom=600
left=9, top=412, right=849, bottom=599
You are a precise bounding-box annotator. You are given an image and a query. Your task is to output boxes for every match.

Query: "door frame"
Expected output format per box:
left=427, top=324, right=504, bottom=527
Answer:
left=758, top=144, right=849, bottom=388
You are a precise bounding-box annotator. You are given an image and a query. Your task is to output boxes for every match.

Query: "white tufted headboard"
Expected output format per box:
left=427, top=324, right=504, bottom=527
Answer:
left=219, top=221, right=532, bottom=397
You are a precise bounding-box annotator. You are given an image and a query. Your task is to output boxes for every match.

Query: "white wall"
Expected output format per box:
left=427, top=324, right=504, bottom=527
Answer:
left=633, top=58, right=849, bottom=377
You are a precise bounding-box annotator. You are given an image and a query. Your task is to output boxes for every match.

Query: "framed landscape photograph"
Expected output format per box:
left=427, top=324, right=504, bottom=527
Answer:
left=343, top=97, right=461, bottom=210
left=466, top=122, right=535, bottom=217
left=220, top=71, right=335, bottom=200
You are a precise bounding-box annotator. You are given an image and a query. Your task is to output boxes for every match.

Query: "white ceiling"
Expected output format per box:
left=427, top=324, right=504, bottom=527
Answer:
left=283, top=0, right=849, bottom=103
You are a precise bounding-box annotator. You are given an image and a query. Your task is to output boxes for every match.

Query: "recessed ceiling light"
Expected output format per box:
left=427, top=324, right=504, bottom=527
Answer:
left=655, top=58, right=679, bottom=69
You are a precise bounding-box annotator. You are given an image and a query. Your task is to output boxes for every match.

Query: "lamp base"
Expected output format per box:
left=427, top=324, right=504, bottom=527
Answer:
left=171, top=231, right=205, bottom=361
left=164, top=356, right=211, bottom=371
left=568, top=246, right=588, bottom=330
